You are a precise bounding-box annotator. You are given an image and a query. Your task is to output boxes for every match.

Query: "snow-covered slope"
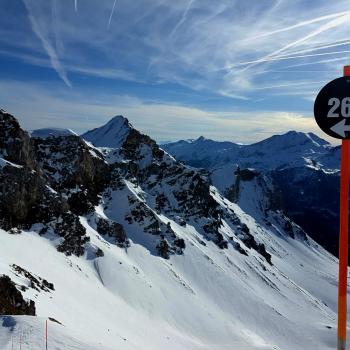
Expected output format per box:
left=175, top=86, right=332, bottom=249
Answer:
left=0, top=196, right=344, bottom=350
left=0, top=111, right=347, bottom=350
left=30, top=128, right=77, bottom=138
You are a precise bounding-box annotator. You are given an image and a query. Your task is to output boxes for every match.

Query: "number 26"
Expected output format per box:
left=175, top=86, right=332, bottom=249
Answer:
left=328, top=97, right=350, bottom=117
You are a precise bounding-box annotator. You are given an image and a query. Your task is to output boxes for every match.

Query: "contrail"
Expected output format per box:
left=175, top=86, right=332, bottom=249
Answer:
left=285, top=56, right=350, bottom=69
left=212, top=40, right=350, bottom=73
left=108, top=0, right=117, bottom=29
left=170, top=0, right=194, bottom=38
left=244, top=11, right=350, bottom=41
left=74, top=0, right=78, bottom=12
left=22, top=0, right=71, bottom=87
left=235, top=13, right=350, bottom=73
left=232, top=50, right=350, bottom=67
left=254, top=80, right=329, bottom=90
left=147, top=0, right=194, bottom=73
left=259, top=38, right=350, bottom=60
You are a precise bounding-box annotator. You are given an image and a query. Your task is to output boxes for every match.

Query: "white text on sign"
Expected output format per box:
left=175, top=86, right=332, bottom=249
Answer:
left=327, top=97, right=350, bottom=118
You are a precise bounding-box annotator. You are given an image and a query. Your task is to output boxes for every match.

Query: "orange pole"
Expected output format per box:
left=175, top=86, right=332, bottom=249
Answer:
left=46, top=319, right=48, bottom=350
left=338, top=65, right=350, bottom=350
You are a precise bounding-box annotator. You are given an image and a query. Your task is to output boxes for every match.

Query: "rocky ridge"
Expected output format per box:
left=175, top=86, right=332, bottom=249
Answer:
left=163, top=133, right=339, bottom=255
left=0, top=109, right=310, bottom=316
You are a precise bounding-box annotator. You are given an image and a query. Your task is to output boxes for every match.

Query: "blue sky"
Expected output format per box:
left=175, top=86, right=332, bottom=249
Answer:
left=1, top=0, right=350, bottom=143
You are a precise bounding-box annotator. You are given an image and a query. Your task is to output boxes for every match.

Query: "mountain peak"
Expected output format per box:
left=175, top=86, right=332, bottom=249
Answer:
left=81, top=115, right=132, bottom=148
left=277, top=130, right=310, bottom=140
left=108, top=115, right=130, bottom=125
left=280, top=130, right=328, bottom=144
left=255, top=130, right=330, bottom=149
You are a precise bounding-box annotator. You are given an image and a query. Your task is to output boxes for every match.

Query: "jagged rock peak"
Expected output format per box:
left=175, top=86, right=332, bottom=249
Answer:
left=0, top=109, right=36, bottom=169
left=81, top=115, right=132, bottom=148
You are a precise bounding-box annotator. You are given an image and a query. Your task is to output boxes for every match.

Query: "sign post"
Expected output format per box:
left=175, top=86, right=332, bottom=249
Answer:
left=314, top=66, right=350, bottom=350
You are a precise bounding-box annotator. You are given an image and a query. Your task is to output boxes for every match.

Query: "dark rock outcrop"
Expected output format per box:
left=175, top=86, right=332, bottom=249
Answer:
left=33, top=135, right=110, bottom=216
left=271, top=167, right=338, bottom=255
left=239, top=224, right=272, bottom=264
left=11, top=264, right=54, bottom=292
left=96, top=218, right=129, bottom=248
left=0, top=275, right=36, bottom=315
left=0, top=110, right=37, bottom=168
left=0, top=111, right=67, bottom=230
left=54, top=213, right=90, bottom=257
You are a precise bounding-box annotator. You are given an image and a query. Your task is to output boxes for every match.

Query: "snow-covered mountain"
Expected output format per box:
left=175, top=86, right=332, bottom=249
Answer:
left=163, top=133, right=341, bottom=256
left=163, top=131, right=338, bottom=171
left=30, top=128, right=78, bottom=139
left=82, top=115, right=132, bottom=148
left=0, top=110, right=347, bottom=349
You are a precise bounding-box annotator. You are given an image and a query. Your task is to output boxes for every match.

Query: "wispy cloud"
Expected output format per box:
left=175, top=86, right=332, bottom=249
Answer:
left=169, top=0, right=194, bottom=39
left=22, top=0, right=71, bottom=87
left=2, top=0, right=350, bottom=135
left=0, top=48, right=137, bottom=82
left=9, top=0, right=350, bottom=98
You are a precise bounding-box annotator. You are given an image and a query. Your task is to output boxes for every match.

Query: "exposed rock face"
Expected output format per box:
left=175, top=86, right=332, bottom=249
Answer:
left=271, top=167, right=338, bottom=255
left=0, top=166, right=44, bottom=229
left=11, top=264, right=54, bottom=292
left=0, top=275, right=36, bottom=316
left=0, top=111, right=90, bottom=256
left=156, top=236, right=171, bottom=259
left=121, top=128, right=164, bottom=163
left=54, top=213, right=90, bottom=257
left=0, top=111, right=66, bottom=230
left=33, top=135, right=109, bottom=192
left=115, top=127, right=227, bottom=251
left=33, top=135, right=110, bottom=216
left=0, top=110, right=37, bottom=168
left=225, top=167, right=281, bottom=212
left=239, top=224, right=272, bottom=264
left=96, top=218, right=129, bottom=248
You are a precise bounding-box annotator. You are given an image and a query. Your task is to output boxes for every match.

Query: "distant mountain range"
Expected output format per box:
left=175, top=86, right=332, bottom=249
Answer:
left=0, top=110, right=342, bottom=349
left=163, top=132, right=341, bottom=256
left=162, top=132, right=339, bottom=170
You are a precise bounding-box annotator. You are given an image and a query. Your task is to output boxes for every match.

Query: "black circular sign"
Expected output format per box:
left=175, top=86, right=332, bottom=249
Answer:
left=314, top=76, right=350, bottom=139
